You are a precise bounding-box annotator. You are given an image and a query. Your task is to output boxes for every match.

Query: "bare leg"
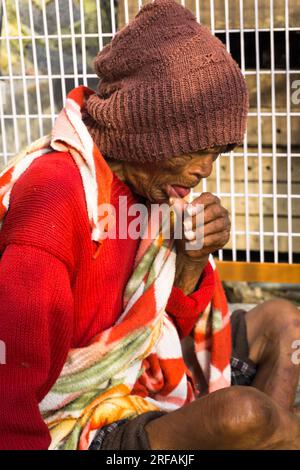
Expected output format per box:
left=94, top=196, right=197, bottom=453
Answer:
left=150, top=299, right=300, bottom=449
left=245, top=299, right=300, bottom=410
left=145, top=386, right=300, bottom=450
left=181, top=298, right=300, bottom=407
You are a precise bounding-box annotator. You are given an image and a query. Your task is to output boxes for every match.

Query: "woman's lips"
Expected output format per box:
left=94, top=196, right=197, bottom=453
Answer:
left=165, top=184, right=191, bottom=199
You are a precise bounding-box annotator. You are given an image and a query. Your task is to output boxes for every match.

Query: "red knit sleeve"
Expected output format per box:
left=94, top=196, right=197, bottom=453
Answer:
left=166, top=261, right=215, bottom=339
left=0, top=151, right=89, bottom=273
left=0, top=243, right=74, bottom=450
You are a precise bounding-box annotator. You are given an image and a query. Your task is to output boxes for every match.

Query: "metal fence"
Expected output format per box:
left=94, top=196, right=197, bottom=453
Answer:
left=0, top=0, right=299, bottom=267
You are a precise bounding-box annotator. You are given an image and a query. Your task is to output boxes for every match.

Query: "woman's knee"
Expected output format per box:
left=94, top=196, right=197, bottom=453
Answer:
left=145, top=386, right=279, bottom=449
left=213, top=386, right=278, bottom=443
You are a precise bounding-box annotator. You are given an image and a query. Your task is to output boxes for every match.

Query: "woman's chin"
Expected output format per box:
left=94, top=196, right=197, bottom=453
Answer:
left=135, top=187, right=169, bottom=204
left=150, top=193, right=169, bottom=204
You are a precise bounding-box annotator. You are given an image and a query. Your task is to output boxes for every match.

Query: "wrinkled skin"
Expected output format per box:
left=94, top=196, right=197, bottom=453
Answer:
left=121, top=148, right=220, bottom=204
left=104, top=142, right=300, bottom=449
left=118, top=146, right=231, bottom=274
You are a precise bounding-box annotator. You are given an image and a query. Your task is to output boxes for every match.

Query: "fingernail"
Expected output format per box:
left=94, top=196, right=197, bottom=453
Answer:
left=186, top=204, right=196, bottom=216
left=184, top=229, right=196, bottom=241
left=183, top=218, right=193, bottom=231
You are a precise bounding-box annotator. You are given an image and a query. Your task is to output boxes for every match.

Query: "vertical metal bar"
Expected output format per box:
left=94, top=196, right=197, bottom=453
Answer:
left=124, top=0, right=129, bottom=25
left=224, top=0, right=230, bottom=53
left=41, top=0, right=56, bottom=127
left=15, top=0, right=31, bottom=144
left=0, top=1, right=2, bottom=34
left=239, top=0, right=250, bottom=262
left=28, top=0, right=44, bottom=137
left=69, top=0, right=79, bottom=88
left=0, top=0, right=8, bottom=166
left=270, top=0, right=278, bottom=262
left=195, top=0, right=201, bottom=209
left=79, top=0, right=87, bottom=86
left=209, top=0, right=223, bottom=259
left=54, top=0, right=66, bottom=101
left=229, top=147, right=237, bottom=261
left=110, top=0, right=116, bottom=36
left=96, top=0, right=104, bottom=52
left=2, top=0, right=19, bottom=151
left=254, top=0, right=264, bottom=262
left=209, top=0, right=215, bottom=35
left=0, top=83, right=7, bottom=166
left=224, top=0, right=237, bottom=261
left=285, top=0, right=293, bottom=263
left=195, top=0, right=201, bottom=23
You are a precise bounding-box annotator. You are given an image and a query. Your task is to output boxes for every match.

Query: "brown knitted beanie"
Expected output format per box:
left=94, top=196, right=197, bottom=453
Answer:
left=84, top=0, right=249, bottom=162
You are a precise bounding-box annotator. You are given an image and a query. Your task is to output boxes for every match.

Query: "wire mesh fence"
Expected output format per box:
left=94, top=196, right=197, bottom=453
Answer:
left=0, top=0, right=299, bottom=265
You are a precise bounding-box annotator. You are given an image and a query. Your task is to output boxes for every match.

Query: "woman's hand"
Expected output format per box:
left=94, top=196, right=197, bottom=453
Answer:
left=171, top=193, right=231, bottom=295
left=173, top=192, right=231, bottom=261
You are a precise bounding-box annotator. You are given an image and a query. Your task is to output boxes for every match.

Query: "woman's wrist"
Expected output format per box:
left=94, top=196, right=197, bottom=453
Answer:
left=174, top=253, right=209, bottom=295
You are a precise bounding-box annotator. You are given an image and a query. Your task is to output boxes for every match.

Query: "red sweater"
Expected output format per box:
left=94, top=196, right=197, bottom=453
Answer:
left=0, top=151, right=215, bottom=450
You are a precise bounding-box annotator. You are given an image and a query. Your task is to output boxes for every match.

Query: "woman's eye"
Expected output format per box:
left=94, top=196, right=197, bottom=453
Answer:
left=160, top=155, right=195, bottom=170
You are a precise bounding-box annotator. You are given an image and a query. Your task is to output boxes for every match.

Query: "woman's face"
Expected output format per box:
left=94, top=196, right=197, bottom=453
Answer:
left=122, top=145, right=229, bottom=203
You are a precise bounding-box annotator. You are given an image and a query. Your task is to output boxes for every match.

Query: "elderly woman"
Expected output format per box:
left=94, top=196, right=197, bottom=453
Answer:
left=0, top=0, right=299, bottom=450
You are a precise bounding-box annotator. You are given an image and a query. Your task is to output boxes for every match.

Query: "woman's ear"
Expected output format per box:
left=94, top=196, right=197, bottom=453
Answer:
left=105, top=158, right=127, bottom=182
